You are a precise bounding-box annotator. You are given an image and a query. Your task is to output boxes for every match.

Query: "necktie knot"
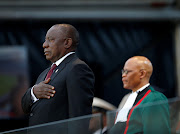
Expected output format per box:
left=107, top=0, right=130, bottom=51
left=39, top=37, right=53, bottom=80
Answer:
left=51, top=64, right=57, bottom=70
left=45, top=64, right=57, bottom=80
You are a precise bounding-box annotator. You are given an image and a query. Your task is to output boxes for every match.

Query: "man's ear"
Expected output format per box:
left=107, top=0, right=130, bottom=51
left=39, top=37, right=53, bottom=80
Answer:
left=64, top=38, right=72, bottom=49
left=140, top=69, right=146, bottom=79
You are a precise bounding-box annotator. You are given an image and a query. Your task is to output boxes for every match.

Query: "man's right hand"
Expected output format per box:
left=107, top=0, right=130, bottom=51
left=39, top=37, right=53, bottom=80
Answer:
left=33, top=78, right=56, bottom=99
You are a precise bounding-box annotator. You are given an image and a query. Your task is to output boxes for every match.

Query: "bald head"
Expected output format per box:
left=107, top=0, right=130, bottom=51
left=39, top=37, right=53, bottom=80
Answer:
left=53, top=24, right=79, bottom=48
left=127, top=56, right=153, bottom=79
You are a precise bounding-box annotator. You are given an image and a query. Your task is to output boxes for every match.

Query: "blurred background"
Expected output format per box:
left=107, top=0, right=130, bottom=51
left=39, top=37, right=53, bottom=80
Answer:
left=0, top=0, right=180, bottom=132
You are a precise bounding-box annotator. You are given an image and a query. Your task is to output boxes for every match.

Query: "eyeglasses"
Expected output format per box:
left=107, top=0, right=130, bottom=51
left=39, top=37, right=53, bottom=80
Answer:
left=121, top=69, right=133, bottom=75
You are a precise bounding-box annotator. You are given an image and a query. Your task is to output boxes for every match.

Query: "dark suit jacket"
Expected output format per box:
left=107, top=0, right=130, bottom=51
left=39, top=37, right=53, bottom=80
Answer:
left=109, top=86, right=170, bottom=134
left=21, top=53, right=95, bottom=128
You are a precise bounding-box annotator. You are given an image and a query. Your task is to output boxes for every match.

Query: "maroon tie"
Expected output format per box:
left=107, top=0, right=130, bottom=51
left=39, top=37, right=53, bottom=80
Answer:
left=45, top=64, right=57, bottom=80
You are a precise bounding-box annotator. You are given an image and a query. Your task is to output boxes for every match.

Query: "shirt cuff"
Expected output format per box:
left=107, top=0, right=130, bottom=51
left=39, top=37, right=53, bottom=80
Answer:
left=31, top=85, right=39, bottom=103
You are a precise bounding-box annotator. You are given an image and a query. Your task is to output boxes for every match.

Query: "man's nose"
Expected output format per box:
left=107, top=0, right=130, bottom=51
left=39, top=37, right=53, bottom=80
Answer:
left=122, top=73, right=126, bottom=78
left=43, top=41, right=48, bottom=48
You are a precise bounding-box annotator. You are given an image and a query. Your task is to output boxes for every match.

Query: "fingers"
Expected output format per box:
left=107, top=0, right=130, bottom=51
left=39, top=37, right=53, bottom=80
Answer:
left=41, top=91, right=55, bottom=99
left=42, top=84, right=55, bottom=91
left=43, top=88, right=56, bottom=95
left=46, top=91, right=55, bottom=98
left=33, top=82, right=56, bottom=99
left=44, top=78, right=51, bottom=84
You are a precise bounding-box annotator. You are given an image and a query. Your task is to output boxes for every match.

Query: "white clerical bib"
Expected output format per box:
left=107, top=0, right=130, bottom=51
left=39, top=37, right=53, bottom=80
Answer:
left=115, top=91, right=138, bottom=123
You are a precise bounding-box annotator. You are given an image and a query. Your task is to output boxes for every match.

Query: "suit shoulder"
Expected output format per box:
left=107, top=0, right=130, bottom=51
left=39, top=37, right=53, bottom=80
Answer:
left=72, top=57, right=87, bottom=65
left=70, top=57, right=92, bottom=70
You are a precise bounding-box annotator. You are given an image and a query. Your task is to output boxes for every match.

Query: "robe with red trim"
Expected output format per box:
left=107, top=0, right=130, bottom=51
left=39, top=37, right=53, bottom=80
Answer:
left=109, top=86, right=170, bottom=134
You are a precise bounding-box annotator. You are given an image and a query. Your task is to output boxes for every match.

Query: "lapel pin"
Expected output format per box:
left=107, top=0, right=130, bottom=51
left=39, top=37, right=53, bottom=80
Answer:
left=55, top=69, right=59, bottom=73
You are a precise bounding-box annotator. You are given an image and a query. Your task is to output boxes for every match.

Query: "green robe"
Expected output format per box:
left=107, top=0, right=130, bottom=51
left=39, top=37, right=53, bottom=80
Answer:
left=109, top=86, right=170, bottom=134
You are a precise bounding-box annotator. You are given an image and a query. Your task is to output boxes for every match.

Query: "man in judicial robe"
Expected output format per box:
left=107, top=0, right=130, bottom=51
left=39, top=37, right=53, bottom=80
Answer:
left=109, top=56, right=170, bottom=134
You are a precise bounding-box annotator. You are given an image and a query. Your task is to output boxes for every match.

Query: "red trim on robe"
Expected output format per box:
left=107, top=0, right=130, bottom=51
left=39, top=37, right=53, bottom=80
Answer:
left=124, top=90, right=151, bottom=134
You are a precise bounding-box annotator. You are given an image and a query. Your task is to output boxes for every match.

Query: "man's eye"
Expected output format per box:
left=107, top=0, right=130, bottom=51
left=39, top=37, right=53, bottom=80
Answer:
left=49, top=38, right=54, bottom=41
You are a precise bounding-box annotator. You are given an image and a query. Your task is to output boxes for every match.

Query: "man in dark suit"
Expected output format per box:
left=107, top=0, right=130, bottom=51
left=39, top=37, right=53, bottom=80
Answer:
left=21, top=24, right=95, bottom=129
left=109, top=56, right=170, bottom=134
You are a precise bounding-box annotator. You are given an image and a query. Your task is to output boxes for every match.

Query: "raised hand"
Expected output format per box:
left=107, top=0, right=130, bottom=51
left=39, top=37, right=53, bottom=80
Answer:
left=33, top=78, right=56, bottom=99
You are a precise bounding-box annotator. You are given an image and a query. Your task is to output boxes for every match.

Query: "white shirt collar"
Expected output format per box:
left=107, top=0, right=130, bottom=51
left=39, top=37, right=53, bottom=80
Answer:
left=53, top=52, right=75, bottom=66
left=135, top=83, right=150, bottom=93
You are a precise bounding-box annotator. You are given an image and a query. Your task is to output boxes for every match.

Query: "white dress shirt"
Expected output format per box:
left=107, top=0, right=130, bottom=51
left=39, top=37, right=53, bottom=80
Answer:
left=31, top=52, right=75, bottom=102
left=115, top=83, right=150, bottom=123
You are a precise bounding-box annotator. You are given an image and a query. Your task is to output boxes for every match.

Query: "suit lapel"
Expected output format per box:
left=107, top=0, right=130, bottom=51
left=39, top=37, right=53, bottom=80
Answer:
left=36, top=68, right=50, bottom=84
left=50, top=53, right=76, bottom=81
